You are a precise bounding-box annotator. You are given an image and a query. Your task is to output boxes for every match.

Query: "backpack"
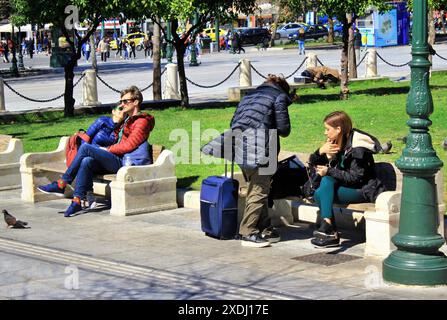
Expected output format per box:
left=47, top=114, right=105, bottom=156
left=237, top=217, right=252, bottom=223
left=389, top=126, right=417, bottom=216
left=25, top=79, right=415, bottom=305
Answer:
left=65, top=130, right=90, bottom=168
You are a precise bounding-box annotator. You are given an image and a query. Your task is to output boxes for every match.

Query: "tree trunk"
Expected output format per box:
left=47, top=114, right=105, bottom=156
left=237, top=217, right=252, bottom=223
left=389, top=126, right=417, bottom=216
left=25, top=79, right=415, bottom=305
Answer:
left=340, top=17, right=350, bottom=100
left=327, top=18, right=334, bottom=44
left=175, top=44, right=189, bottom=108
left=64, top=56, right=76, bottom=117
left=428, top=9, right=436, bottom=75
left=347, top=15, right=357, bottom=79
left=152, top=17, right=162, bottom=100
left=269, top=5, right=281, bottom=48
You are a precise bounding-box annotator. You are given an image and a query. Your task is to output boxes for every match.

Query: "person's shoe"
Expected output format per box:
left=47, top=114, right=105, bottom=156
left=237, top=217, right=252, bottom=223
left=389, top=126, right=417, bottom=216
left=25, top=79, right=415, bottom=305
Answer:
left=84, top=192, right=97, bottom=211
left=241, top=233, right=271, bottom=248
left=37, top=181, right=65, bottom=197
left=311, top=232, right=340, bottom=248
left=261, top=227, right=281, bottom=243
left=64, top=200, right=83, bottom=218
left=313, top=219, right=336, bottom=238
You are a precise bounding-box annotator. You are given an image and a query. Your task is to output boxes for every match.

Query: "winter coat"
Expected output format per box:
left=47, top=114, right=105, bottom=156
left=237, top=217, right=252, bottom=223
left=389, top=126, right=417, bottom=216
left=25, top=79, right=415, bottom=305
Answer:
left=83, top=116, right=117, bottom=148
left=309, top=128, right=385, bottom=202
left=107, top=113, right=155, bottom=156
left=201, top=82, right=292, bottom=169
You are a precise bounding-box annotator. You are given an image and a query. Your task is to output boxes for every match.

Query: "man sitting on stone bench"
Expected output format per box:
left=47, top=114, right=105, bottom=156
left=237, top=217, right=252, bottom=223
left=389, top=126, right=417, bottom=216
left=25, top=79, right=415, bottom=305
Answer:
left=37, top=86, right=155, bottom=218
left=309, top=111, right=385, bottom=248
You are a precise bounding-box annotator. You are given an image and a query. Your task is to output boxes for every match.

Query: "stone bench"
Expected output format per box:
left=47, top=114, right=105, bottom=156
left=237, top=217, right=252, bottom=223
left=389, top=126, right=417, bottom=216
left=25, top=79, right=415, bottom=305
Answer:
left=0, top=134, right=23, bottom=190
left=20, top=137, right=178, bottom=216
left=234, top=151, right=445, bottom=257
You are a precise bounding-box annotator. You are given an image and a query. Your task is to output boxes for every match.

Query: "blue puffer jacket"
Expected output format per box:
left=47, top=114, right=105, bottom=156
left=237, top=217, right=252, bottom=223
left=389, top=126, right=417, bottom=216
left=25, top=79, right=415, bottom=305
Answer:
left=230, top=82, right=292, bottom=169
left=83, top=116, right=117, bottom=147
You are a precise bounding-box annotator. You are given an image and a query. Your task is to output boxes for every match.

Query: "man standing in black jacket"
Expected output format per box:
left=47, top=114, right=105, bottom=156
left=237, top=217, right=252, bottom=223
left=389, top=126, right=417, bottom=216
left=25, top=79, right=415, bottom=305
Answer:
left=231, top=74, right=293, bottom=247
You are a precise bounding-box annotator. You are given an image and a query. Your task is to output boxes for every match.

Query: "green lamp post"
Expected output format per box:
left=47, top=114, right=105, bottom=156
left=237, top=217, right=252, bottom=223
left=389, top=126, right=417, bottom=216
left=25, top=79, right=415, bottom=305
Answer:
left=10, top=23, right=19, bottom=77
left=166, top=21, right=173, bottom=63
left=189, top=11, right=199, bottom=67
left=382, top=0, right=447, bottom=285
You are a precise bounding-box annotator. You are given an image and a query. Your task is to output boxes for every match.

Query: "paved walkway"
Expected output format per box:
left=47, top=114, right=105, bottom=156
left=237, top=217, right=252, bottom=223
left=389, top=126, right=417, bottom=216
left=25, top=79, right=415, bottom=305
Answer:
left=0, top=188, right=447, bottom=300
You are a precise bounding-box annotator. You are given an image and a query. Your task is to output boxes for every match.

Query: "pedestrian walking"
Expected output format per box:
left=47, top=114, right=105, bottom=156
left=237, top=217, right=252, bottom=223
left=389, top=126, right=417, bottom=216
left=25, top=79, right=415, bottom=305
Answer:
left=354, top=28, right=362, bottom=64
left=115, top=37, right=122, bottom=59
left=84, top=41, right=91, bottom=62
left=129, top=40, right=136, bottom=59
left=297, top=27, right=306, bottom=55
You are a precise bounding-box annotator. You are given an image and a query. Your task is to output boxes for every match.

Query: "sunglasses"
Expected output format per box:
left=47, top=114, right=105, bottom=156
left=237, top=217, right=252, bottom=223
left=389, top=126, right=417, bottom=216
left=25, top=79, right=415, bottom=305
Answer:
left=118, top=98, right=135, bottom=105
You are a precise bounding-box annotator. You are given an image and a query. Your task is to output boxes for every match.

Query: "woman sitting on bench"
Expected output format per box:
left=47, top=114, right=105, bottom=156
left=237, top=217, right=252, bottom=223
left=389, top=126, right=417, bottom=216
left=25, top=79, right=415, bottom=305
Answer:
left=309, top=111, right=385, bottom=248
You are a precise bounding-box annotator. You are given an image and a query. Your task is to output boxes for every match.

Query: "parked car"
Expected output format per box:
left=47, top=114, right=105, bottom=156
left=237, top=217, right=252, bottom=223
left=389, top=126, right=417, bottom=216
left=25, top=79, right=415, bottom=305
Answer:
left=275, top=22, right=307, bottom=40
left=325, top=22, right=343, bottom=37
left=234, top=27, right=271, bottom=46
left=288, top=25, right=329, bottom=41
left=110, top=32, right=147, bottom=50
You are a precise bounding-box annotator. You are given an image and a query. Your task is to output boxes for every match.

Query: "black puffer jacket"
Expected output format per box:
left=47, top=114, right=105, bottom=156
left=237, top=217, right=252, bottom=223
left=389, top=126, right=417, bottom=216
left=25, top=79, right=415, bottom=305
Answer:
left=230, top=82, right=292, bottom=168
left=309, top=129, right=385, bottom=202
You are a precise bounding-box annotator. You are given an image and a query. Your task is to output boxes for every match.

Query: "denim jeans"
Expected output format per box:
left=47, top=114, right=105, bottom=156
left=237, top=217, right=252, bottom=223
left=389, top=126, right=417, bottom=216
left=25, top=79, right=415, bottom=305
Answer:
left=314, top=176, right=366, bottom=219
left=62, top=144, right=122, bottom=199
left=298, top=40, right=305, bottom=54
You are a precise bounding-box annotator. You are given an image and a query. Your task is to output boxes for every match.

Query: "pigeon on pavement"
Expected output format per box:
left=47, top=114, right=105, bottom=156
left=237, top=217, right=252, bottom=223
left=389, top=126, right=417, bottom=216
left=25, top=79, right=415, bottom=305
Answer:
left=3, top=209, right=29, bottom=229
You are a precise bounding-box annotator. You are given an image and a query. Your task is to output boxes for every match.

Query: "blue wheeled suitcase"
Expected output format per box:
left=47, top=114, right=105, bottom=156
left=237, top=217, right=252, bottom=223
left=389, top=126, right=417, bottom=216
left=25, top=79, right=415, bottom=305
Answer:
left=200, top=162, right=239, bottom=240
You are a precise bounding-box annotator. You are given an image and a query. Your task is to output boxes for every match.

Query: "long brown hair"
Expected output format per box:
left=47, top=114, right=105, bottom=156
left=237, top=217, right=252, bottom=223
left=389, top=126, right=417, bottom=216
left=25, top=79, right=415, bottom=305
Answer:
left=265, top=74, right=290, bottom=95
left=324, top=111, right=353, bottom=147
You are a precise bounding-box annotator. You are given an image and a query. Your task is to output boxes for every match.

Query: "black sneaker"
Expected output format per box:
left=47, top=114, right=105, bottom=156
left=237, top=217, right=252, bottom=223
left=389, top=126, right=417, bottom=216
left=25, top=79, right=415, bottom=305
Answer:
left=313, top=219, right=335, bottom=238
left=261, top=227, right=281, bottom=243
left=241, top=233, right=271, bottom=248
left=311, top=232, right=340, bottom=248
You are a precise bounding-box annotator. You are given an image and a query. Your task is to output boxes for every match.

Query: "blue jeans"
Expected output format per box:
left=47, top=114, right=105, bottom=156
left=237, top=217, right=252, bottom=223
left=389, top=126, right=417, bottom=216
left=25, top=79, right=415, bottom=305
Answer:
left=298, top=40, right=305, bottom=54
left=62, top=144, right=122, bottom=199
left=314, top=176, right=366, bottom=219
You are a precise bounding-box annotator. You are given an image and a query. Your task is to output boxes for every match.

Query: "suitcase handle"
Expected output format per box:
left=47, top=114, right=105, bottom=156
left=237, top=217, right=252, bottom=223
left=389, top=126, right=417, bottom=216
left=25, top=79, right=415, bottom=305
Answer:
left=200, top=199, right=216, bottom=206
left=224, top=161, right=234, bottom=179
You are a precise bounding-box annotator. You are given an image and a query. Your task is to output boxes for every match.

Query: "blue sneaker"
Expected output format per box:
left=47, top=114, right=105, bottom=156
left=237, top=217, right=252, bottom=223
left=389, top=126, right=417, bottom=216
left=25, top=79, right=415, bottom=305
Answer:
left=64, top=201, right=83, bottom=218
left=37, top=181, right=65, bottom=197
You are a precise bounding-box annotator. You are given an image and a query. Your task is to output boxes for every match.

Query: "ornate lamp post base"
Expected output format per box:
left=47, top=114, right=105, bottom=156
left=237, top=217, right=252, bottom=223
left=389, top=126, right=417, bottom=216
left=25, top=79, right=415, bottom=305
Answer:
left=382, top=0, right=447, bottom=286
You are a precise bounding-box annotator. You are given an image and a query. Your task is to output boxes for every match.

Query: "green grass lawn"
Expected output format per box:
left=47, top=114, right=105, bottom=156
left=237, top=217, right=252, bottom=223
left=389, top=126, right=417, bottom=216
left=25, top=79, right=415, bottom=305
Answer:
left=1, top=72, right=447, bottom=198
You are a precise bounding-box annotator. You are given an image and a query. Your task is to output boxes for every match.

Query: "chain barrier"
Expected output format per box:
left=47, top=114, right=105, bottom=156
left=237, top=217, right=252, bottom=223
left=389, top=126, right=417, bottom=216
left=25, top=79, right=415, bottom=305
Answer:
left=356, top=52, right=368, bottom=68
left=140, top=68, right=167, bottom=93
left=284, top=57, right=308, bottom=79
left=435, top=52, right=447, bottom=61
left=3, top=74, right=85, bottom=103
left=97, top=68, right=167, bottom=93
left=186, top=62, right=241, bottom=88
left=316, top=57, right=325, bottom=66
left=250, top=64, right=267, bottom=79
left=376, top=52, right=410, bottom=67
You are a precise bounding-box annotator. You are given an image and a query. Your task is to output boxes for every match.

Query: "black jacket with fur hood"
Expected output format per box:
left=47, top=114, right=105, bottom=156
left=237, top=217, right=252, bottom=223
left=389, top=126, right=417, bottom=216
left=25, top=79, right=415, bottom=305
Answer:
left=309, top=129, right=385, bottom=202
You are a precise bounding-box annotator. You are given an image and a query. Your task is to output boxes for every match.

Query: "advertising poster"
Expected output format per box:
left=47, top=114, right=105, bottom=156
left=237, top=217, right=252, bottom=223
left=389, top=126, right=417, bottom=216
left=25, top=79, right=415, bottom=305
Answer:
left=375, top=8, right=398, bottom=46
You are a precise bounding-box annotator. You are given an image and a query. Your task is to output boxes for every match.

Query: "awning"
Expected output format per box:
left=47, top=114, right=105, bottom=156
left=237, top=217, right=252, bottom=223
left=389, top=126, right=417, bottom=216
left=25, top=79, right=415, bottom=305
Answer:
left=0, top=24, right=19, bottom=33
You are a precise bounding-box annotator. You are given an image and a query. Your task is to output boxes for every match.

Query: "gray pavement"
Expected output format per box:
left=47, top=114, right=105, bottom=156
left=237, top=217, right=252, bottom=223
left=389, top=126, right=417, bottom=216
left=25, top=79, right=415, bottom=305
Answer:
left=2, top=43, right=447, bottom=112
left=1, top=188, right=447, bottom=300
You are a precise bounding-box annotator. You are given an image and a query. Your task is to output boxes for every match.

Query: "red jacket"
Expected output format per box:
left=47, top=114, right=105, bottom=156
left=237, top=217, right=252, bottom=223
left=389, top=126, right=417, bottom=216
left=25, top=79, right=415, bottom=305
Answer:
left=107, top=113, right=155, bottom=156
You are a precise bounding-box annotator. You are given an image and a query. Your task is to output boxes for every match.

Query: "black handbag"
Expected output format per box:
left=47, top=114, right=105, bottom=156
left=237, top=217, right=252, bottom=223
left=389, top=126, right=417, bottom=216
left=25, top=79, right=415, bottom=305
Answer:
left=268, top=155, right=308, bottom=207
left=301, top=165, right=322, bottom=201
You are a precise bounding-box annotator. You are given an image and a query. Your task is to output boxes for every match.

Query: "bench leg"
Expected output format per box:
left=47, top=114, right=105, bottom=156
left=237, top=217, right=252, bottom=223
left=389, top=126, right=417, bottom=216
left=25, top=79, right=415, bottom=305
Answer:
left=20, top=168, right=72, bottom=202
left=109, top=178, right=178, bottom=216
left=364, top=210, right=399, bottom=257
left=0, top=163, right=21, bottom=191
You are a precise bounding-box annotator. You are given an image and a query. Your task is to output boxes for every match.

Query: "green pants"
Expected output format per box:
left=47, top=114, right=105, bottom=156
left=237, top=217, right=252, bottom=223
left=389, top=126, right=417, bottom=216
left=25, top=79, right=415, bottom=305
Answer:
left=314, top=176, right=366, bottom=219
left=239, top=168, right=273, bottom=236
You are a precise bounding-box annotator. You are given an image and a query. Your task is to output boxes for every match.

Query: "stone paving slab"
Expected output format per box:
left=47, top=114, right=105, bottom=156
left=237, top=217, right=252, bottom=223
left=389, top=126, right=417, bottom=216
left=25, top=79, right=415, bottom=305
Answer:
left=1, top=188, right=447, bottom=300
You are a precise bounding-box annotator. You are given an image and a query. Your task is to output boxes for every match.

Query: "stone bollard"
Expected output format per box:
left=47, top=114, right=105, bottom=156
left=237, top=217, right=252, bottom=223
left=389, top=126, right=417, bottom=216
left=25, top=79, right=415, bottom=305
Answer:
left=82, top=69, right=101, bottom=106
left=239, top=59, right=252, bottom=87
left=164, top=63, right=180, bottom=99
left=306, top=53, right=318, bottom=69
left=0, top=78, right=5, bottom=112
left=365, top=49, right=378, bottom=78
